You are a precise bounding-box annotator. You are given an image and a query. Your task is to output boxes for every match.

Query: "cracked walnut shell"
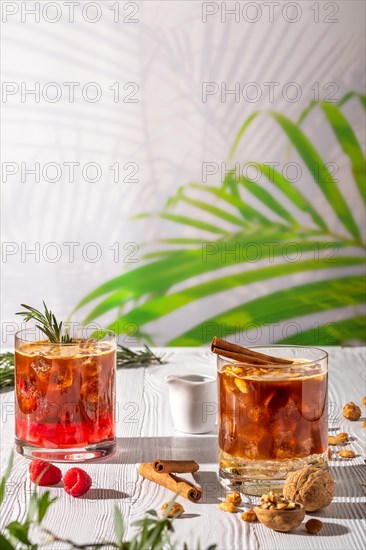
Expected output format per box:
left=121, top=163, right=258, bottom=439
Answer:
left=343, top=402, right=361, bottom=421
left=283, top=466, right=335, bottom=512
left=219, top=501, right=236, bottom=513
left=338, top=449, right=356, bottom=459
left=161, top=502, right=185, bottom=518
left=226, top=491, right=242, bottom=506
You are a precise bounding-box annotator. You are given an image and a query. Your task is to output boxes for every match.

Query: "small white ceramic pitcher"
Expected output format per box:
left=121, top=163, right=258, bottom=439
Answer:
left=165, top=374, right=217, bottom=434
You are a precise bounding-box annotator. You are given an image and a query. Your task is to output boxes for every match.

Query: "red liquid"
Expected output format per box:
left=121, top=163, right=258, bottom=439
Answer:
left=15, top=340, right=115, bottom=448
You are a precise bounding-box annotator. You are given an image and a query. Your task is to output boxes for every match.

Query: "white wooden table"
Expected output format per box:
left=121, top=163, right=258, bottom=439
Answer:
left=1, top=347, right=365, bottom=549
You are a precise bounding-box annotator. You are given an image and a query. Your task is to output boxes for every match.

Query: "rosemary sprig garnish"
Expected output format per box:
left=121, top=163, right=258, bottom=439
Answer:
left=116, top=344, right=164, bottom=368
left=0, top=346, right=164, bottom=391
left=16, top=302, right=72, bottom=343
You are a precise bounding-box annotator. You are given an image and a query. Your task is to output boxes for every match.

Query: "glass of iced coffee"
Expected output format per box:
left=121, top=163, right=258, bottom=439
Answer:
left=15, top=327, right=116, bottom=461
left=217, top=345, right=328, bottom=495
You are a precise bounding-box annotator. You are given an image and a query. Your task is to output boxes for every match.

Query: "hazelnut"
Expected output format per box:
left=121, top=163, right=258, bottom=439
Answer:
left=241, top=509, right=257, bottom=522
left=343, top=402, right=361, bottom=421
left=328, top=436, right=338, bottom=446
left=226, top=491, right=242, bottom=506
left=338, top=449, right=356, bottom=459
left=362, top=421, right=366, bottom=429
left=283, top=466, right=335, bottom=512
left=306, top=518, right=323, bottom=534
left=362, top=396, right=366, bottom=406
left=219, top=501, right=236, bottom=513
left=161, top=502, right=184, bottom=518
left=254, top=504, right=305, bottom=532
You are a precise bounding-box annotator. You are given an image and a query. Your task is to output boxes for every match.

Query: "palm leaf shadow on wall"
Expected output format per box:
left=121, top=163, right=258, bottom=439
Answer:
left=74, top=93, right=366, bottom=346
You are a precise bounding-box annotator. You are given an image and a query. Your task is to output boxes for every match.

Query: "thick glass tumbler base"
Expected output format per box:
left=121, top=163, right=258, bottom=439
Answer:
left=219, top=449, right=328, bottom=496
left=15, top=437, right=116, bottom=462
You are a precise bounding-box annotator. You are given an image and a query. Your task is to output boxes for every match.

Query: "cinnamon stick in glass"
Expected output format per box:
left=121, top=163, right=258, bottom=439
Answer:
left=211, top=337, right=293, bottom=365
left=138, top=463, right=202, bottom=502
left=152, top=459, right=199, bottom=474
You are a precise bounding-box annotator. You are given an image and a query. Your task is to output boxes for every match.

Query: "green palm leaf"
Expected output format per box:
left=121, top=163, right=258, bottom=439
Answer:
left=84, top=257, right=365, bottom=331
left=237, top=176, right=298, bottom=225
left=168, top=275, right=365, bottom=345
left=76, top=96, right=365, bottom=346
left=76, top=226, right=351, bottom=315
left=269, top=112, right=361, bottom=240
left=229, top=110, right=361, bottom=239
left=278, top=315, right=366, bottom=345
left=320, top=103, right=366, bottom=205
left=255, top=163, right=328, bottom=230
left=186, top=182, right=271, bottom=225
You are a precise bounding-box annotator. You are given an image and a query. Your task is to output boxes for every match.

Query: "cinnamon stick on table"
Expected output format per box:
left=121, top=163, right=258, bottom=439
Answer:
left=138, top=463, right=202, bottom=502
left=152, top=459, right=199, bottom=474
left=211, top=337, right=293, bottom=365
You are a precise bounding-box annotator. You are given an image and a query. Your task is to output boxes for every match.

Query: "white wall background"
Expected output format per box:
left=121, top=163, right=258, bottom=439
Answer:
left=1, top=0, right=365, bottom=346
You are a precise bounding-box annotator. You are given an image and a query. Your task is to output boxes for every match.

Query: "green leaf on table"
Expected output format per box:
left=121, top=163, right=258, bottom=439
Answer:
left=6, top=521, right=31, bottom=546
left=0, top=450, right=14, bottom=506
left=37, top=491, right=57, bottom=523
left=0, top=534, right=15, bottom=550
left=114, top=505, right=124, bottom=543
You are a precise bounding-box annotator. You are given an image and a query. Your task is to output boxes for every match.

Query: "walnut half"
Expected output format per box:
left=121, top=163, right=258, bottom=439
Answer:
left=254, top=503, right=304, bottom=532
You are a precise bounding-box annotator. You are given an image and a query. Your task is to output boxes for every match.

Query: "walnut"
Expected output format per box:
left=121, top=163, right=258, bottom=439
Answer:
left=338, top=449, right=356, bottom=459
left=219, top=501, right=236, bottom=513
left=336, top=432, right=349, bottom=444
left=254, top=503, right=304, bottom=532
left=161, top=502, right=184, bottom=518
left=343, top=402, right=361, bottom=421
left=241, top=509, right=257, bottom=522
left=259, top=492, right=298, bottom=511
left=306, top=519, right=323, bottom=534
left=226, top=491, right=242, bottom=506
left=283, top=466, right=335, bottom=512
left=329, top=432, right=349, bottom=445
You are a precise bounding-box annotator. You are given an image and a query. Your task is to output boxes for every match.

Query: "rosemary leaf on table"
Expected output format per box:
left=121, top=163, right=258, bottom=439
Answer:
left=0, top=346, right=164, bottom=391
left=0, top=353, right=15, bottom=390
left=116, top=344, right=165, bottom=368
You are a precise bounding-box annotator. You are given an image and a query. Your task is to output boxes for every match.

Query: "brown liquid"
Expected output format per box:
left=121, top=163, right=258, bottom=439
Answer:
left=219, top=363, right=327, bottom=461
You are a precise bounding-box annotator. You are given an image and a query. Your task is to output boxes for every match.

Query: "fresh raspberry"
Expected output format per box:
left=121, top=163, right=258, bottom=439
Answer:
left=63, top=468, right=92, bottom=497
left=29, top=459, right=62, bottom=486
